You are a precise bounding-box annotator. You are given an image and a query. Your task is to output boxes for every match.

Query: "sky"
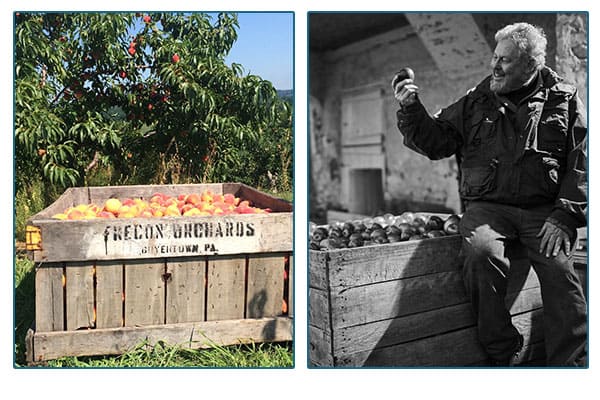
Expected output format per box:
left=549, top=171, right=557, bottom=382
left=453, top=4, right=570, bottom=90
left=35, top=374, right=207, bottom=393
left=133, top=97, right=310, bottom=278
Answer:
left=225, top=12, right=294, bottom=90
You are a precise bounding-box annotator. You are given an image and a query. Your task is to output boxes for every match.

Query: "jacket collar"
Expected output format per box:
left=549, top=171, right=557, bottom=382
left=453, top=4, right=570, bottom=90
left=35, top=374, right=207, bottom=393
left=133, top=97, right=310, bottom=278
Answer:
left=473, top=66, right=560, bottom=109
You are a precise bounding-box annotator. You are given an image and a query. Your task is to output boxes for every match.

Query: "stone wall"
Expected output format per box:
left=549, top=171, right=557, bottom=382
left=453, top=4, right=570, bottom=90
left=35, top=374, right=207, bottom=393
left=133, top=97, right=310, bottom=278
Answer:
left=555, top=13, right=588, bottom=109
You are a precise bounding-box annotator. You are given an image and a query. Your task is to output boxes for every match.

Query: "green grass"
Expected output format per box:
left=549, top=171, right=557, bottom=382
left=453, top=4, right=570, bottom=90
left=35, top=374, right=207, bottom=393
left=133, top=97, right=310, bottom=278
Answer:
left=14, top=254, right=293, bottom=368
left=40, top=340, right=293, bottom=368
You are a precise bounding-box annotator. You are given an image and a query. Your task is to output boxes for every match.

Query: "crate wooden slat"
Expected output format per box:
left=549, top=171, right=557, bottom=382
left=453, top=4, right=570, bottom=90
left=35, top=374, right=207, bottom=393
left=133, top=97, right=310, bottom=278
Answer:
left=309, top=233, right=558, bottom=367
left=288, top=255, right=294, bottom=317
left=65, top=261, right=95, bottom=330
left=28, top=213, right=291, bottom=262
left=124, top=260, right=166, bottom=326
left=246, top=253, right=286, bottom=318
left=26, top=183, right=293, bottom=363
left=26, top=317, right=292, bottom=363
left=95, top=261, right=124, bottom=329
left=35, top=263, right=64, bottom=332
left=165, top=257, right=206, bottom=324
left=206, top=255, right=246, bottom=321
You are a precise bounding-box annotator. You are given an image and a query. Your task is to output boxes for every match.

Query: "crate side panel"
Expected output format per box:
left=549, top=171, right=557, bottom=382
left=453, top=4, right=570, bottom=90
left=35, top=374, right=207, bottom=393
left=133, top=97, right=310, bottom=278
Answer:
left=309, top=250, right=329, bottom=290
left=330, top=270, right=467, bottom=329
left=95, top=261, right=124, bottom=329
left=330, top=258, right=539, bottom=329
left=246, top=253, right=286, bottom=318
left=234, top=184, right=293, bottom=212
left=288, top=254, right=294, bottom=317
left=124, top=260, right=165, bottom=326
left=30, top=317, right=292, bottom=362
left=65, top=262, right=95, bottom=330
left=309, top=324, right=335, bottom=367
left=326, top=236, right=463, bottom=288
left=344, top=309, right=545, bottom=367
left=309, top=287, right=331, bottom=333
left=333, top=283, right=542, bottom=359
left=30, top=188, right=78, bottom=219
left=206, top=256, right=246, bottom=321
left=335, top=303, right=476, bottom=358
left=31, top=212, right=291, bottom=262
left=35, top=263, right=64, bottom=332
left=165, top=257, right=206, bottom=324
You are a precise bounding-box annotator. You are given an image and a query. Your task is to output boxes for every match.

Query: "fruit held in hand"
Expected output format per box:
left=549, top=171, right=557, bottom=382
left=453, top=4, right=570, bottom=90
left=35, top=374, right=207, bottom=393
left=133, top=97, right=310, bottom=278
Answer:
left=393, top=67, right=415, bottom=87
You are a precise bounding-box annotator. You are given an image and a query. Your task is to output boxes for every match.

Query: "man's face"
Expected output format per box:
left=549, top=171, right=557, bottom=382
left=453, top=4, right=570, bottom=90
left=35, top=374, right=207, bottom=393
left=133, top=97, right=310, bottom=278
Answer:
left=489, top=39, right=534, bottom=94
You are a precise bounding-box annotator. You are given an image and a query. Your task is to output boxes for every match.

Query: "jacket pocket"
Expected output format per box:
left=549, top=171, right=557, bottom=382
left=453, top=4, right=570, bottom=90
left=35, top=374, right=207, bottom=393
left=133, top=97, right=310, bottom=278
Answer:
left=538, top=117, right=567, bottom=156
left=460, top=159, right=499, bottom=199
left=466, top=111, right=498, bottom=150
left=541, top=156, right=560, bottom=193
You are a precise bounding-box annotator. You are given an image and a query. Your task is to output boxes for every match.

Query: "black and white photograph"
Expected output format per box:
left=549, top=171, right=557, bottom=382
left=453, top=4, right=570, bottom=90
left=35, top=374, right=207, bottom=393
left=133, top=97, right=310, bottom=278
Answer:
left=308, top=12, right=588, bottom=368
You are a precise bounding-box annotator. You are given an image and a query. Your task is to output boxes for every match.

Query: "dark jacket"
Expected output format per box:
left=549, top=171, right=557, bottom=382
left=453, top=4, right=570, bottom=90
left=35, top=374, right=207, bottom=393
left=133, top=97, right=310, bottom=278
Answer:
left=396, top=67, right=587, bottom=236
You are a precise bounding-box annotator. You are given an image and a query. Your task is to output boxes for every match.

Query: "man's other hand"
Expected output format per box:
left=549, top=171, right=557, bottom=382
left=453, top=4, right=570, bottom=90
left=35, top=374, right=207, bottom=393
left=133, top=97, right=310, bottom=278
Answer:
left=537, top=220, right=571, bottom=258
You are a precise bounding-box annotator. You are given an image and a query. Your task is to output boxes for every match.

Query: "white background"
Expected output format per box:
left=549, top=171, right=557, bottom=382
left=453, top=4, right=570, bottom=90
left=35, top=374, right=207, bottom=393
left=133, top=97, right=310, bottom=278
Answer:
left=2, top=1, right=597, bottom=398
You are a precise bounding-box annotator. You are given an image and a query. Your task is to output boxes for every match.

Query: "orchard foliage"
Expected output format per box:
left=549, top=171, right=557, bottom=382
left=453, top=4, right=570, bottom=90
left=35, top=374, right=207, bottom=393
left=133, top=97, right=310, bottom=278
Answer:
left=14, top=12, right=292, bottom=193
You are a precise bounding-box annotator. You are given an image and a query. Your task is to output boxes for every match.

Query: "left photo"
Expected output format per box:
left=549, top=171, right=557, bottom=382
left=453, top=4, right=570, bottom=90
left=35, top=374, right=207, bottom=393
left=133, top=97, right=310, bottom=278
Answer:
left=14, top=11, right=294, bottom=368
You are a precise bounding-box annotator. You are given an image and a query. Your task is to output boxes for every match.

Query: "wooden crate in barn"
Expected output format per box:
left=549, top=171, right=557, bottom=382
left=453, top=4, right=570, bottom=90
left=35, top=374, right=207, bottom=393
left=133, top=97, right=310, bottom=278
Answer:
left=309, top=234, right=554, bottom=367
left=24, top=183, right=293, bottom=364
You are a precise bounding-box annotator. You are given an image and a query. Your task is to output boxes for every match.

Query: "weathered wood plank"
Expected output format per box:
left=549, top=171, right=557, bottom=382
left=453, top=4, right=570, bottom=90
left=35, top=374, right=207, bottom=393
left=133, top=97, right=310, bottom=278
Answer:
left=333, top=290, right=543, bottom=360
left=337, top=309, right=544, bottom=367
left=165, top=257, right=206, bottom=324
left=124, top=260, right=165, bottom=326
left=29, top=317, right=293, bottom=362
left=95, top=261, right=124, bottom=329
left=246, top=253, right=285, bottom=318
left=288, top=254, right=294, bottom=317
left=309, top=324, right=334, bottom=367
left=309, top=286, right=331, bottom=333
left=329, top=264, right=540, bottom=329
left=29, top=213, right=292, bottom=262
left=65, top=262, right=95, bottom=330
left=35, top=263, right=64, bottom=332
left=31, top=188, right=77, bottom=219
left=234, top=184, right=293, bottom=212
left=206, top=256, right=245, bottom=321
left=335, top=303, right=477, bottom=358
left=309, top=250, right=329, bottom=290
left=325, top=235, right=463, bottom=287
left=330, top=270, right=466, bottom=329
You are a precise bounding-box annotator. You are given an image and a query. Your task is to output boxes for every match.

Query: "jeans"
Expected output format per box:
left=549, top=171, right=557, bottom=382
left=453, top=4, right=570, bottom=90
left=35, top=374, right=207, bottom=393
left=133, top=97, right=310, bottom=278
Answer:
left=459, top=201, right=587, bottom=366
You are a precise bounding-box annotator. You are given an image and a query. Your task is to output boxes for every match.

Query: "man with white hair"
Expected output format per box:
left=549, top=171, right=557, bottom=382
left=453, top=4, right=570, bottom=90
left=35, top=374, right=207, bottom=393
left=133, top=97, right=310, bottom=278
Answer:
left=392, top=22, right=587, bottom=366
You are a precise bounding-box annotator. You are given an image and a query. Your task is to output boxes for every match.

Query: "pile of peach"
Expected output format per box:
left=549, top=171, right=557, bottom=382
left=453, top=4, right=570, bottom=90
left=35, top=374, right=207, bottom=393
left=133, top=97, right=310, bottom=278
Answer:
left=51, top=191, right=270, bottom=220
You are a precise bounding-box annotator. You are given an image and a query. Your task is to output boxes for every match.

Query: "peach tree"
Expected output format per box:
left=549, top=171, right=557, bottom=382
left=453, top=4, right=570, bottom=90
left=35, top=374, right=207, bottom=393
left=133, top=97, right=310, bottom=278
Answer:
left=14, top=12, right=291, bottom=191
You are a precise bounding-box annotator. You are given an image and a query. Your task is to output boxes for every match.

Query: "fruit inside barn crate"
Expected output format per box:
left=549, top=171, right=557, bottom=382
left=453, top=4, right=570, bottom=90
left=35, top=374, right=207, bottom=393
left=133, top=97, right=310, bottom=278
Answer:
left=309, top=211, right=461, bottom=250
left=308, top=210, right=587, bottom=367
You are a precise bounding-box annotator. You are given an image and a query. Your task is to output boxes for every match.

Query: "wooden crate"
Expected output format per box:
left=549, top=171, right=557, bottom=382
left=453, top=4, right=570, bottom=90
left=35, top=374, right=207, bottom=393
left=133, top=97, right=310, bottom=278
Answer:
left=309, top=234, right=551, bottom=367
left=25, top=183, right=293, bottom=363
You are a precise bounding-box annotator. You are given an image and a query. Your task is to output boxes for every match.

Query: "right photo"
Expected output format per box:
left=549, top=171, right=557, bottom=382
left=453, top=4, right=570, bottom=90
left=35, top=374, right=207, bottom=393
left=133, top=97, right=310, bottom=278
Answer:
left=308, top=12, right=588, bottom=368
